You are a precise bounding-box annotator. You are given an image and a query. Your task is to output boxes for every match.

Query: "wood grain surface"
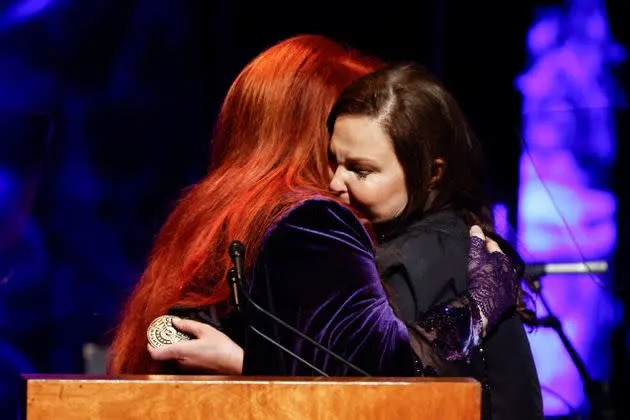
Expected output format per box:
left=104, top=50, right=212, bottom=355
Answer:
left=23, top=375, right=480, bottom=419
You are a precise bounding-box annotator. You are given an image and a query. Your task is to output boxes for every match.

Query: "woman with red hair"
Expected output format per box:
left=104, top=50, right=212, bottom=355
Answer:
left=109, top=35, right=518, bottom=376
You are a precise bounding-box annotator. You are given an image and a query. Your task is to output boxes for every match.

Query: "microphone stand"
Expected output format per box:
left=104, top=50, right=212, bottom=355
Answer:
left=227, top=241, right=370, bottom=377
left=526, top=273, right=616, bottom=420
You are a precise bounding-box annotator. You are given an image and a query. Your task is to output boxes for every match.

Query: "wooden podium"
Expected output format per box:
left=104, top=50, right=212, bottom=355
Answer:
left=23, top=375, right=480, bottom=419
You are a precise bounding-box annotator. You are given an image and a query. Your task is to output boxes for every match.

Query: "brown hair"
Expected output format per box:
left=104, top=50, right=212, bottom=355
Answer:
left=328, top=62, right=535, bottom=324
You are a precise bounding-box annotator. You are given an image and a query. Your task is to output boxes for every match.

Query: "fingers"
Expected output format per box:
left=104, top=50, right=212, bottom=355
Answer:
left=469, top=225, right=504, bottom=254
left=171, top=317, right=208, bottom=338
left=147, top=334, right=242, bottom=374
left=469, top=225, right=485, bottom=240
left=485, top=237, right=503, bottom=254
left=147, top=341, right=188, bottom=361
left=147, top=341, right=204, bottom=372
left=469, top=225, right=486, bottom=255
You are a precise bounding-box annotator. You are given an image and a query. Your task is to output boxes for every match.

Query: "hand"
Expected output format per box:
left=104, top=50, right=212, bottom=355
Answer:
left=147, top=317, right=244, bottom=374
left=467, top=225, right=518, bottom=331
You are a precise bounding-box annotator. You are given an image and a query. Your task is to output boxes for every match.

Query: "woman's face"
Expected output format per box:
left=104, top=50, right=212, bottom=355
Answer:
left=329, top=115, right=408, bottom=223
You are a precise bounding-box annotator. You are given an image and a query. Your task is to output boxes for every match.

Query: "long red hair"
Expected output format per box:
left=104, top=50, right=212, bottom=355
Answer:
left=108, top=35, right=381, bottom=373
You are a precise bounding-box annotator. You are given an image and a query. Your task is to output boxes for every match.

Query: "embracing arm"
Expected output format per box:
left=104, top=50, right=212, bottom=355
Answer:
left=407, top=227, right=517, bottom=370
left=150, top=203, right=518, bottom=375
left=244, top=199, right=414, bottom=376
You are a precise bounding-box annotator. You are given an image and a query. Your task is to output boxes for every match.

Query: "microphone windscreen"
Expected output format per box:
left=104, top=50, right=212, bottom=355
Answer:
left=229, top=241, right=245, bottom=259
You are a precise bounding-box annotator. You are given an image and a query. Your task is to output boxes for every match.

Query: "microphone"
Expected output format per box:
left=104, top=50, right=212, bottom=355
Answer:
left=524, top=260, right=608, bottom=294
left=525, top=260, right=608, bottom=278
left=229, top=241, right=246, bottom=282
left=522, top=259, right=616, bottom=419
left=228, top=241, right=245, bottom=311
left=227, top=240, right=370, bottom=377
left=226, top=267, right=241, bottom=311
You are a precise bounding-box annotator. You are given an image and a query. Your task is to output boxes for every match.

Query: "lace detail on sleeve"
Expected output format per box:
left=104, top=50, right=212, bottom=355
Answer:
left=406, top=234, right=519, bottom=375
left=467, top=236, right=518, bottom=328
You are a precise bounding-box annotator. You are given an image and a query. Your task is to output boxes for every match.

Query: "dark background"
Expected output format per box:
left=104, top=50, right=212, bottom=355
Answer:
left=0, top=0, right=627, bottom=418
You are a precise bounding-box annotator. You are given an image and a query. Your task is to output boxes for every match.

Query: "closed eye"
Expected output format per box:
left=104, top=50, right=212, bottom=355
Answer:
left=350, top=167, right=372, bottom=179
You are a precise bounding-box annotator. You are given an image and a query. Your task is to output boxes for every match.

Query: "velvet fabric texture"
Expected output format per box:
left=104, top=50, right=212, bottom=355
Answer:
left=242, top=199, right=415, bottom=376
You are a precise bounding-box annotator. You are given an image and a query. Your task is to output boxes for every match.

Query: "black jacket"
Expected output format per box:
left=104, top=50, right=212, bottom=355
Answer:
left=376, top=209, right=543, bottom=420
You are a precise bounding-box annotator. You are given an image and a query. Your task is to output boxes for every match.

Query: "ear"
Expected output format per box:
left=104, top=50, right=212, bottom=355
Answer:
left=429, top=158, right=446, bottom=188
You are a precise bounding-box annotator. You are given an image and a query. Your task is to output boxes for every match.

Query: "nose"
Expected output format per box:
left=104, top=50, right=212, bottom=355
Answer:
left=329, top=167, right=348, bottom=197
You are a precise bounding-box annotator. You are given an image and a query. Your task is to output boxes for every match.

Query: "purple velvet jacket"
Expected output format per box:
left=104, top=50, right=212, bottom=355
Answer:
left=241, top=199, right=476, bottom=376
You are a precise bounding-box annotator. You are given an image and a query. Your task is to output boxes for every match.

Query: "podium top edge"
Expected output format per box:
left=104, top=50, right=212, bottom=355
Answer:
left=22, top=374, right=479, bottom=385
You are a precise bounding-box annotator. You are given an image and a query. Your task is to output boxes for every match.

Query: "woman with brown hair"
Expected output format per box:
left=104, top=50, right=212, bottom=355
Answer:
left=328, top=62, right=542, bottom=419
